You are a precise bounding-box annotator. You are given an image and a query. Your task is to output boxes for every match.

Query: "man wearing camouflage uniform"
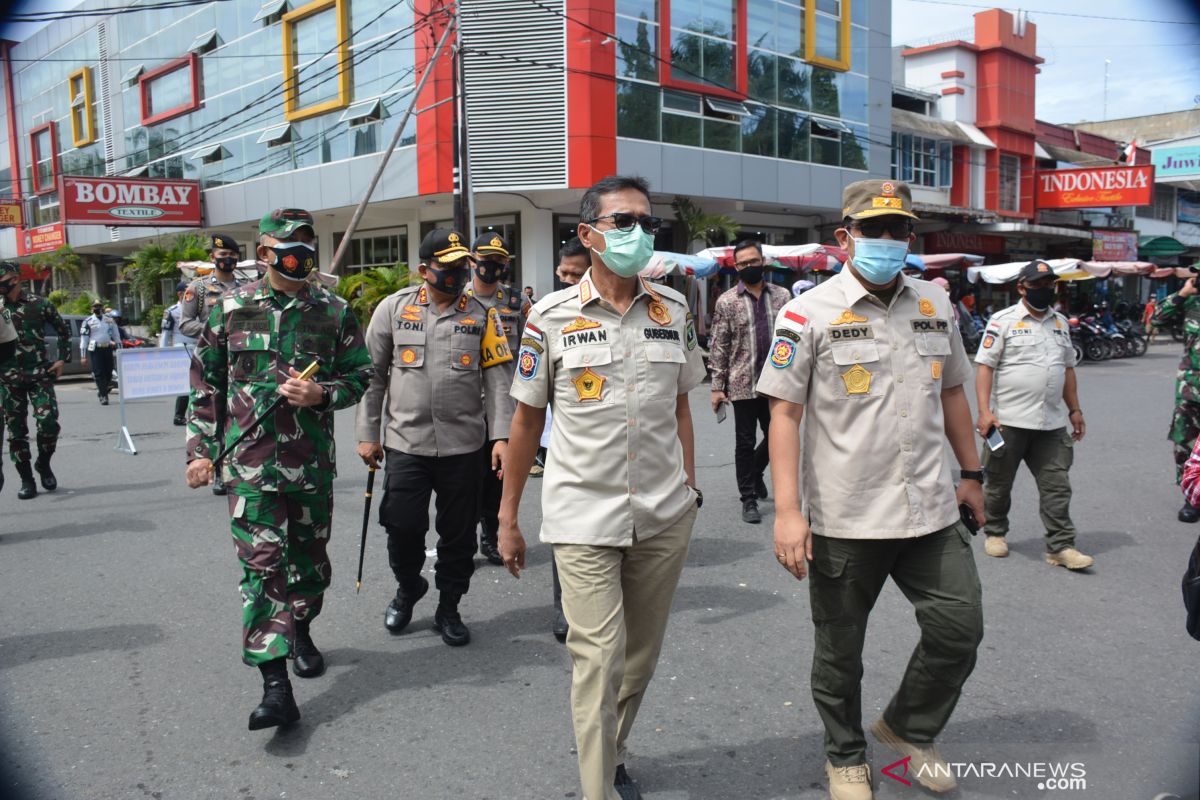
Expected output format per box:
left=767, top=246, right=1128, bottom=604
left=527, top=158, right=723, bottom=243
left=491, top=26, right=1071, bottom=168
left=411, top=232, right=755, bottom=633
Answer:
left=0, top=295, right=16, bottom=495
left=1153, top=274, right=1200, bottom=522
left=161, top=281, right=197, bottom=426
left=181, top=233, right=247, bottom=494
left=0, top=261, right=70, bottom=500
left=465, top=232, right=528, bottom=566
left=185, top=209, right=371, bottom=730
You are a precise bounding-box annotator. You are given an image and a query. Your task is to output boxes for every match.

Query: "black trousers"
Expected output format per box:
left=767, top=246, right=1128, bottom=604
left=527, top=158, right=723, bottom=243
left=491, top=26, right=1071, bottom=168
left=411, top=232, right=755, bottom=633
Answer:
left=173, top=395, right=188, bottom=419
left=478, top=442, right=502, bottom=537
left=379, top=447, right=480, bottom=596
left=732, top=396, right=771, bottom=502
left=89, top=347, right=115, bottom=398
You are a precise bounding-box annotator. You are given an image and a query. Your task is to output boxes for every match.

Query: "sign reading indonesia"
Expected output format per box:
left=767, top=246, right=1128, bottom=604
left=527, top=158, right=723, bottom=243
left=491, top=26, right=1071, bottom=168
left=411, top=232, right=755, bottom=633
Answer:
left=60, top=176, right=203, bottom=227
left=1035, top=165, right=1154, bottom=209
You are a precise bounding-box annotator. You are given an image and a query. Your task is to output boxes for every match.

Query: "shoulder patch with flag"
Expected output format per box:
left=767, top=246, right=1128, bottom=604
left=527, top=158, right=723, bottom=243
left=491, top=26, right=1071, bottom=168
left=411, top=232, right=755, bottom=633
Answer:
left=779, top=309, right=808, bottom=334
left=524, top=322, right=543, bottom=342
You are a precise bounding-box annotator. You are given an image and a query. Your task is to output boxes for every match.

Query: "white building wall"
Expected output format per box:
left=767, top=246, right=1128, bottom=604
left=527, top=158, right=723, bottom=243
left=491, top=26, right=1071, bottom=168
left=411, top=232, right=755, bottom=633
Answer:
left=902, top=48, right=978, bottom=124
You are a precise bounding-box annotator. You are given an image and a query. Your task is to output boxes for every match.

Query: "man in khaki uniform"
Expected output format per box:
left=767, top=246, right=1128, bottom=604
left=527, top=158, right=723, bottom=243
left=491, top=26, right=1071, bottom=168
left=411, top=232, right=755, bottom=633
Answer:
left=498, top=175, right=705, bottom=800
left=974, top=260, right=1091, bottom=569
left=356, top=228, right=514, bottom=647
left=465, top=232, right=528, bottom=566
left=181, top=232, right=247, bottom=496
left=758, top=180, right=985, bottom=800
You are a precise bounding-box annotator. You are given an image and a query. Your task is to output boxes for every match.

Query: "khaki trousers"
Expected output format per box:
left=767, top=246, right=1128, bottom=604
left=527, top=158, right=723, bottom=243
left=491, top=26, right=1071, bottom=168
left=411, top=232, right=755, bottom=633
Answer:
left=554, top=503, right=697, bottom=800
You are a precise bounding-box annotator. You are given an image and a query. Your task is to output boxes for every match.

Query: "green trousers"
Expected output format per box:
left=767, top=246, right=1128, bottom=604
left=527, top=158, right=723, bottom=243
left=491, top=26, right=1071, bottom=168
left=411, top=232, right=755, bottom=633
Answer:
left=228, top=490, right=332, bottom=666
left=0, top=379, right=59, bottom=464
left=982, top=425, right=1077, bottom=552
left=809, top=523, right=983, bottom=766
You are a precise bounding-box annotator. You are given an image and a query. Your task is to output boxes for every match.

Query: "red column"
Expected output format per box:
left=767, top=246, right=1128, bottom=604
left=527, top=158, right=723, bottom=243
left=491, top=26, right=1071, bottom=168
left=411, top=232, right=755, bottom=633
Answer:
left=566, top=0, right=616, bottom=188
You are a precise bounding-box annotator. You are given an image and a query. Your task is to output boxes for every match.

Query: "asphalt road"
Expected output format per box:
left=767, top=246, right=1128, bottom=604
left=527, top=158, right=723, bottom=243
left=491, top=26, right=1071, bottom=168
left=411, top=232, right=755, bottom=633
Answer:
left=1, top=347, right=1197, bottom=800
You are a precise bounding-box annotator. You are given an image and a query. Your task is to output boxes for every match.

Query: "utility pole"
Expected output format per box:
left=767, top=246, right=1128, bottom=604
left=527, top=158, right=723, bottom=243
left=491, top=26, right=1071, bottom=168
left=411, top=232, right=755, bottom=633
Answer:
left=450, top=27, right=473, bottom=236
left=1103, top=59, right=1110, bottom=120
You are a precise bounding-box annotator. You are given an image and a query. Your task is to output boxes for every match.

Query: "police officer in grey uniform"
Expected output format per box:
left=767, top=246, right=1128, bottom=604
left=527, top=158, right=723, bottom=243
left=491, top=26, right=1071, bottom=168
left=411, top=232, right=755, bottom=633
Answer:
left=162, top=280, right=198, bottom=425
left=181, top=233, right=246, bottom=494
left=80, top=301, right=120, bottom=404
left=758, top=179, right=985, bottom=800
left=355, top=228, right=516, bottom=647
left=465, top=232, right=529, bottom=565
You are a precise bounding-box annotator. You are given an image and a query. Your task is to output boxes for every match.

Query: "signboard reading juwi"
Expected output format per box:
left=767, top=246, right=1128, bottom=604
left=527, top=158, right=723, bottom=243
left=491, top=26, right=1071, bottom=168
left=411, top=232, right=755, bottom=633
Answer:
left=59, top=176, right=203, bottom=227
left=1035, top=165, right=1155, bottom=210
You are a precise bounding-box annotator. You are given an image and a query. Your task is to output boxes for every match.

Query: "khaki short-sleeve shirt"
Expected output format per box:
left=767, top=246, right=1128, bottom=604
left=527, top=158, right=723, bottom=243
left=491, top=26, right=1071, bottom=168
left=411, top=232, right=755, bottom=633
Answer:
left=510, top=271, right=706, bottom=546
left=755, top=270, right=971, bottom=539
left=974, top=302, right=1075, bottom=430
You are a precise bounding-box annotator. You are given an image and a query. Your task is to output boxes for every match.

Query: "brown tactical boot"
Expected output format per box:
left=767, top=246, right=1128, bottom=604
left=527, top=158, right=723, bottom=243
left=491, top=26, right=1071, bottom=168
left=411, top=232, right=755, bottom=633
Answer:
left=984, top=536, right=1008, bottom=557
left=1045, top=547, right=1094, bottom=570
left=825, top=761, right=873, bottom=800
left=870, top=717, right=956, bottom=793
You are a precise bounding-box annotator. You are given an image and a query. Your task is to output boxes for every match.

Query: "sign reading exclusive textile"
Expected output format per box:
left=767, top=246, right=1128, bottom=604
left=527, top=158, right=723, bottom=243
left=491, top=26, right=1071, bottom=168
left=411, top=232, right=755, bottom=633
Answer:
left=60, top=176, right=202, bottom=227
left=1035, top=165, right=1155, bottom=209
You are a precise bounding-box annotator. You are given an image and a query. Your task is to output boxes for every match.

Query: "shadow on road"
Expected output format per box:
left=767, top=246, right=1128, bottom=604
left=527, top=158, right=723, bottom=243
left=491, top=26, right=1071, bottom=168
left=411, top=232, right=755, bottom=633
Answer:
left=0, top=623, right=165, bottom=671
left=0, top=514, right=156, bottom=544
left=671, top=583, right=786, bottom=624
left=686, top=536, right=764, bottom=567
left=1006, top=530, right=1136, bottom=560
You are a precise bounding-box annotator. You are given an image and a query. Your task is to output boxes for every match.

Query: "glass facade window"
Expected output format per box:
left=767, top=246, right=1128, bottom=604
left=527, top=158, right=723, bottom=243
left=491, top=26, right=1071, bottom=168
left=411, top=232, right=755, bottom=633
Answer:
left=139, top=54, right=201, bottom=126
left=67, top=67, right=96, bottom=147
left=617, top=0, right=867, bottom=169
left=332, top=230, right=409, bottom=273
left=891, top=132, right=953, bottom=189
left=282, top=0, right=351, bottom=122
left=30, top=123, right=58, bottom=194
left=999, top=153, right=1020, bottom=212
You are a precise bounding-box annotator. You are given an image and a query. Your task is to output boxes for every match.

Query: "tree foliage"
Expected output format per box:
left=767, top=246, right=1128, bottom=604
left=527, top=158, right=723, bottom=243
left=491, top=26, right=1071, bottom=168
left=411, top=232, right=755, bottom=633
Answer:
left=123, top=233, right=209, bottom=303
left=671, top=196, right=741, bottom=249
left=336, top=263, right=415, bottom=328
left=30, top=244, right=83, bottom=294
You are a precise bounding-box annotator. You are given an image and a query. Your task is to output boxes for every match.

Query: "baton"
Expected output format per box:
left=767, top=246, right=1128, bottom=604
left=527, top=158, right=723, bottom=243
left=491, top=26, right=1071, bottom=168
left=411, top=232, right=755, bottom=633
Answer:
left=356, top=466, right=377, bottom=593
left=211, top=359, right=321, bottom=469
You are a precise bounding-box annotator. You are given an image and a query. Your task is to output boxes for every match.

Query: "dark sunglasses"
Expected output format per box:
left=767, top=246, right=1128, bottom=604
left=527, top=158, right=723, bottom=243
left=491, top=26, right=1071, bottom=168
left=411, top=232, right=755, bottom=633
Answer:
left=849, top=218, right=913, bottom=240
left=587, top=213, right=663, bottom=235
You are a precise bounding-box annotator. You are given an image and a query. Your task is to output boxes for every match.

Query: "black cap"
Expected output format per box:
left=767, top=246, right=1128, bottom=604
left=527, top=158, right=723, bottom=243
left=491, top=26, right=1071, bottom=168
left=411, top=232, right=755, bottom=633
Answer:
left=1018, top=260, right=1055, bottom=283
left=473, top=232, right=512, bottom=258
left=419, top=228, right=473, bottom=264
left=176, top=280, right=189, bottom=293
left=210, top=232, right=239, bottom=251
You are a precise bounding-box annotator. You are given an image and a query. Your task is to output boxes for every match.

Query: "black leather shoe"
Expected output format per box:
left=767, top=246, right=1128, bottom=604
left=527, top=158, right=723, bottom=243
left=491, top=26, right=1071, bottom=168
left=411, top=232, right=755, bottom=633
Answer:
left=552, top=608, right=569, bottom=643
left=248, top=676, right=300, bottom=730
left=292, top=623, right=325, bottom=678
left=34, top=458, right=56, bottom=492
left=742, top=499, right=762, bottom=524
left=433, top=606, right=471, bottom=647
left=614, top=764, right=643, bottom=800
left=756, top=475, right=769, bottom=499
left=479, top=534, right=503, bottom=566
left=211, top=475, right=227, bottom=496
left=384, top=576, right=428, bottom=633
left=16, top=463, right=36, bottom=500
left=173, top=416, right=186, bottom=426
left=1180, top=503, right=1200, bottom=523
left=99, top=395, right=109, bottom=406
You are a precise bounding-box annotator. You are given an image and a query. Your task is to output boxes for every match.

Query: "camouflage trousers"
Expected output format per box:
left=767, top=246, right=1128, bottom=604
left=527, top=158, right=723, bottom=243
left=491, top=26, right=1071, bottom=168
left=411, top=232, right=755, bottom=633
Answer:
left=228, top=490, right=332, bottom=666
left=1170, top=379, right=1200, bottom=483
left=0, top=379, right=60, bottom=465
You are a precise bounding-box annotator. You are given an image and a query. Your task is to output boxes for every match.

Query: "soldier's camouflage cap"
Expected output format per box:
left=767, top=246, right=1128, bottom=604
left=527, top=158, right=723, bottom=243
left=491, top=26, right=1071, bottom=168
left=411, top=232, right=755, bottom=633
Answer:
left=0, top=261, right=19, bottom=279
left=259, top=208, right=315, bottom=238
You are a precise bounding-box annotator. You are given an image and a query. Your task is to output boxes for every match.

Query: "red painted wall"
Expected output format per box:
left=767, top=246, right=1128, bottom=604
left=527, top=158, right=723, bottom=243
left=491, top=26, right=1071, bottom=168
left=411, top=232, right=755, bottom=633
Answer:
left=566, top=0, right=616, bottom=188
left=414, top=0, right=457, bottom=196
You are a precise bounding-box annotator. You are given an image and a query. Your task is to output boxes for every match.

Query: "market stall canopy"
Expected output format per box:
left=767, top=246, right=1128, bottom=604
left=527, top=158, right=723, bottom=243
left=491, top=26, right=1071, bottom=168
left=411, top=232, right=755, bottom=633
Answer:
left=1152, top=266, right=1197, bottom=279
left=696, top=243, right=847, bottom=272
left=177, top=259, right=338, bottom=287
left=967, top=258, right=1083, bottom=284
left=1139, top=235, right=1189, bottom=259
left=918, top=252, right=986, bottom=270
left=639, top=251, right=720, bottom=278
left=1080, top=261, right=1157, bottom=278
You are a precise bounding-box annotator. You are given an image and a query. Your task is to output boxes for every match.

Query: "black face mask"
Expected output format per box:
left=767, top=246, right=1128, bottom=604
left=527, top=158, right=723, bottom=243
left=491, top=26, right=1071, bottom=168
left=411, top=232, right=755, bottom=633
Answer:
left=426, top=264, right=470, bottom=295
left=739, top=266, right=764, bottom=285
left=0, top=282, right=15, bottom=296
left=474, top=259, right=507, bottom=285
left=1024, top=285, right=1056, bottom=311
left=268, top=242, right=317, bottom=282
left=214, top=255, right=238, bottom=273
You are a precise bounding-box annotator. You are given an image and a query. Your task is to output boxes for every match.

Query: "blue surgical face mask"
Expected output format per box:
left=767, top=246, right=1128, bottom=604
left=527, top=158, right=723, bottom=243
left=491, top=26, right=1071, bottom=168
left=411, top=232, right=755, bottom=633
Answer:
left=850, top=237, right=909, bottom=285
left=590, top=225, right=654, bottom=278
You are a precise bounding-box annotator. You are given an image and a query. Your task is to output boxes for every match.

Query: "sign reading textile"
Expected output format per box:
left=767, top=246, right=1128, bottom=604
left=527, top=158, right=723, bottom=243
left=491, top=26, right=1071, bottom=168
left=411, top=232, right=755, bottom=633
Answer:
left=60, top=176, right=203, bottom=227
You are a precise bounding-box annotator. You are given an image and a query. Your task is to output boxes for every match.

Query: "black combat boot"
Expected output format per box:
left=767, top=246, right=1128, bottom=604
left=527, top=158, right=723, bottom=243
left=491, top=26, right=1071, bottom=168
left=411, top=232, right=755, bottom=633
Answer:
left=1180, top=502, right=1200, bottom=523
left=291, top=619, right=325, bottom=678
left=433, top=591, right=470, bottom=647
left=384, top=575, right=429, bottom=634
left=248, top=659, right=300, bottom=730
left=16, top=462, right=37, bottom=500
left=478, top=520, right=503, bottom=566
left=34, top=454, right=56, bottom=492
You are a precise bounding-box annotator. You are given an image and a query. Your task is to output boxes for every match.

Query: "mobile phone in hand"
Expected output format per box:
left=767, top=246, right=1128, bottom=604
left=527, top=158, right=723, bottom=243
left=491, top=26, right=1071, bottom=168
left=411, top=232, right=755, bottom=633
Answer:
left=959, top=503, right=980, bottom=535
left=985, top=425, right=1004, bottom=452
left=716, top=402, right=728, bottom=424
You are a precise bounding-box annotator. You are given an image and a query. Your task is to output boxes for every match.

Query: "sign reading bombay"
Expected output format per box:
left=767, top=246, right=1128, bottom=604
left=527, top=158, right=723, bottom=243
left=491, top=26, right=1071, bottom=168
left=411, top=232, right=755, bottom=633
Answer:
left=59, top=175, right=203, bottom=227
left=1035, top=165, right=1155, bottom=210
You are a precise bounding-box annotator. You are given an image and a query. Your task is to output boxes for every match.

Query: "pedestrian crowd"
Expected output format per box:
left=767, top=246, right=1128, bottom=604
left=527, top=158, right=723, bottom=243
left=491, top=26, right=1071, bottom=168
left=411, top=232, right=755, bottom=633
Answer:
left=1, top=175, right=1195, bottom=800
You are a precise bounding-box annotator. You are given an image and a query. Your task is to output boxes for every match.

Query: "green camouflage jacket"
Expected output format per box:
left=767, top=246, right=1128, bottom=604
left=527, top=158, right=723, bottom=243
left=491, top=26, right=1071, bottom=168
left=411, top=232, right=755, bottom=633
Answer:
left=187, top=278, right=372, bottom=495
left=0, top=291, right=70, bottom=384
left=1153, top=291, right=1200, bottom=384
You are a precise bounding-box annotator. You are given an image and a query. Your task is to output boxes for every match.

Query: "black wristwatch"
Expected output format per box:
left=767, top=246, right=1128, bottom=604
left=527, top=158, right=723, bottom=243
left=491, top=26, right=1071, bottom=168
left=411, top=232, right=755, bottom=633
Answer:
left=960, top=469, right=985, bottom=483
left=691, top=486, right=704, bottom=508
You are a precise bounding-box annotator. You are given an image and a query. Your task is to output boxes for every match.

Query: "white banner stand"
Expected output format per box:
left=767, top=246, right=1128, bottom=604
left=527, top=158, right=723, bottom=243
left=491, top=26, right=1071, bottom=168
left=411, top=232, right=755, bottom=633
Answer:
left=113, top=346, right=192, bottom=455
